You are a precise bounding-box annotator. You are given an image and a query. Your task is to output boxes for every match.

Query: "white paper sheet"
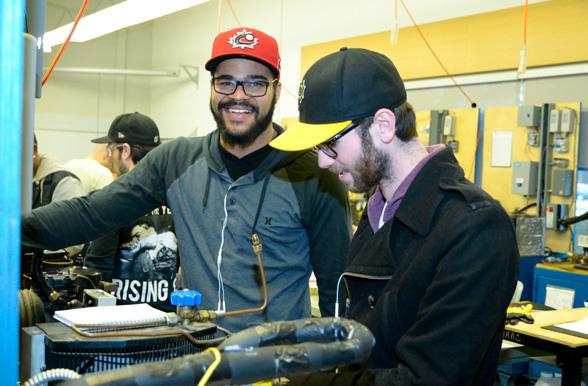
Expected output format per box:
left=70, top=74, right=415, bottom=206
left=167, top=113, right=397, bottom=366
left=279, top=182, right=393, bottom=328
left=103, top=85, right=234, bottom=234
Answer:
left=491, top=131, right=513, bottom=167
left=545, top=285, right=575, bottom=310
left=554, top=316, right=588, bottom=335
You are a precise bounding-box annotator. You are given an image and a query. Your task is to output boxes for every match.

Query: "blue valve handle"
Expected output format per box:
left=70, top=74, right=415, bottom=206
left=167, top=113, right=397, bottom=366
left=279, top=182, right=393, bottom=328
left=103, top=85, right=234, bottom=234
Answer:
left=171, top=289, right=202, bottom=306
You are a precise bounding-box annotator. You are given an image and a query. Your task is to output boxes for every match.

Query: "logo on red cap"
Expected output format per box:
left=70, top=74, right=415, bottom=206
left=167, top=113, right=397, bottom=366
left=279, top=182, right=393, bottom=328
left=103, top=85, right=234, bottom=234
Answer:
left=228, top=29, right=259, bottom=49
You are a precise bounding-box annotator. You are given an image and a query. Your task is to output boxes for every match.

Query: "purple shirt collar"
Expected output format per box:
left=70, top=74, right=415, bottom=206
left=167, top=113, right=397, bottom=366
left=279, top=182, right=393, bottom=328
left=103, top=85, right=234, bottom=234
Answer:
left=367, top=144, right=445, bottom=232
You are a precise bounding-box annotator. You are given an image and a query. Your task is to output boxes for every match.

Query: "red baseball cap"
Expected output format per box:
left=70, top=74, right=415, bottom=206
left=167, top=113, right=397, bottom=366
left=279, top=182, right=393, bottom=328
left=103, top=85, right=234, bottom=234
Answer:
left=205, top=27, right=281, bottom=79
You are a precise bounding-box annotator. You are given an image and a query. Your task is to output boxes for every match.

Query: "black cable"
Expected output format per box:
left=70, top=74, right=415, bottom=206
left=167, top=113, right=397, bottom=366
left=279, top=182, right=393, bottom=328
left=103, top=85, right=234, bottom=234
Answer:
left=559, top=210, right=588, bottom=227
left=512, top=202, right=536, bottom=215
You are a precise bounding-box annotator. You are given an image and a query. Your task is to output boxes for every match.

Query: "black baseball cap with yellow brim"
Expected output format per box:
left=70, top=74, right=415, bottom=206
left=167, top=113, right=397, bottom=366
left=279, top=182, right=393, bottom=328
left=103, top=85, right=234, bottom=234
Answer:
left=270, top=120, right=353, bottom=151
left=270, top=47, right=406, bottom=151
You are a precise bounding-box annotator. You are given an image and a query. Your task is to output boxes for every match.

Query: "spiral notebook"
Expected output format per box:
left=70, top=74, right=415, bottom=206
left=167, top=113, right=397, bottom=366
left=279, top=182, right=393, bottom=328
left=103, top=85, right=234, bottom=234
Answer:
left=54, top=303, right=168, bottom=332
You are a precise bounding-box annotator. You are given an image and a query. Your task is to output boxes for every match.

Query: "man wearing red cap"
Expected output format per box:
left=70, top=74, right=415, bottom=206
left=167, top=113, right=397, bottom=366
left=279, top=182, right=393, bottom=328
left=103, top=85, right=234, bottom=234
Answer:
left=22, top=28, right=351, bottom=332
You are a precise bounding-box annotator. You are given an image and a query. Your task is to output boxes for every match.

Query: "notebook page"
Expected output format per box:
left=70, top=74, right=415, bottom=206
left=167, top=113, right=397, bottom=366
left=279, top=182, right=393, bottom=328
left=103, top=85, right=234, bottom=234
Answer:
left=54, top=303, right=168, bottom=328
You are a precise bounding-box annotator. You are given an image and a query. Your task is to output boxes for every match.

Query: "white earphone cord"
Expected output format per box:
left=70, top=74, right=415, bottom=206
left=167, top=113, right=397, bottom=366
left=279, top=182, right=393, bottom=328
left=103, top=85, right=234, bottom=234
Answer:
left=334, top=273, right=345, bottom=318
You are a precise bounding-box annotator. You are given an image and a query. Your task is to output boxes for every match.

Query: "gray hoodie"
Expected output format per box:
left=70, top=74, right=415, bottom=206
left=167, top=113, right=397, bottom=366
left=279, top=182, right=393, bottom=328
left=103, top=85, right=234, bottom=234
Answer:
left=33, top=154, right=86, bottom=205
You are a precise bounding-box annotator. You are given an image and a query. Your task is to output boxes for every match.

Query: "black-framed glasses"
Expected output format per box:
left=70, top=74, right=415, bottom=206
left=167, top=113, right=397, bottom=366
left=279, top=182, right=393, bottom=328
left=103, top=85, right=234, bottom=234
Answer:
left=314, top=122, right=360, bottom=159
left=212, top=77, right=277, bottom=97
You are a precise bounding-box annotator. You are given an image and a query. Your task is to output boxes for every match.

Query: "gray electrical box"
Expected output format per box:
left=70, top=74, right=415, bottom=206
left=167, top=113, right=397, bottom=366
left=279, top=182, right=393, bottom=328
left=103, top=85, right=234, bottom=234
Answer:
left=512, top=161, right=538, bottom=195
left=549, top=109, right=562, bottom=133
left=552, top=169, right=573, bottom=196
left=515, top=216, right=545, bottom=256
left=429, top=110, right=447, bottom=146
left=518, top=105, right=541, bottom=127
left=560, top=108, right=576, bottom=133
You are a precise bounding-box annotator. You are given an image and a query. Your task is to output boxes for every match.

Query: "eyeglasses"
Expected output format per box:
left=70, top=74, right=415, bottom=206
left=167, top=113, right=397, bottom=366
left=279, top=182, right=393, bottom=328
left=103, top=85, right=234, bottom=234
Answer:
left=212, top=77, right=277, bottom=97
left=314, top=122, right=359, bottom=159
left=106, top=143, right=124, bottom=157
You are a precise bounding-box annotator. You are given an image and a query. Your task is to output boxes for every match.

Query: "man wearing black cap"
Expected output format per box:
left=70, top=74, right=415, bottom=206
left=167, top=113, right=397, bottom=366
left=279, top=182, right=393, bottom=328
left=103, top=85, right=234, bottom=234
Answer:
left=80, top=113, right=179, bottom=311
left=91, top=112, right=161, bottom=176
left=271, top=48, right=519, bottom=385
left=22, top=29, right=350, bottom=331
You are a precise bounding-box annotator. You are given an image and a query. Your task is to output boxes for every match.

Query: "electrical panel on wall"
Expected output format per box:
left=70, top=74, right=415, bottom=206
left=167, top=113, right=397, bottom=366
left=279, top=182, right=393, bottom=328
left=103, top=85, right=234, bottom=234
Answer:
left=518, top=105, right=541, bottom=127
left=549, top=109, right=561, bottom=133
left=549, top=108, right=575, bottom=153
left=483, top=102, right=581, bottom=254
left=560, top=109, right=576, bottom=133
left=429, top=110, right=447, bottom=146
left=512, top=161, right=538, bottom=196
left=554, top=136, right=569, bottom=153
left=518, top=105, right=541, bottom=147
left=443, top=115, right=455, bottom=136
left=552, top=169, right=573, bottom=197
left=443, top=114, right=459, bottom=153
left=546, top=203, right=568, bottom=232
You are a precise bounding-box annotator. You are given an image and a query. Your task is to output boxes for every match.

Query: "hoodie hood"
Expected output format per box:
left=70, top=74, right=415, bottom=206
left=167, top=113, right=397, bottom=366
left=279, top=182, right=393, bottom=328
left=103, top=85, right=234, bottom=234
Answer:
left=33, top=154, right=70, bottom=182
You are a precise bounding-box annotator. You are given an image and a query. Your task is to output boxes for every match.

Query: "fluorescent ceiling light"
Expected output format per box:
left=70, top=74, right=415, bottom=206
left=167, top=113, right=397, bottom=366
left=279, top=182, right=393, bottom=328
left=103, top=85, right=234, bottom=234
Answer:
left=43, top=0, right=209, bottom=52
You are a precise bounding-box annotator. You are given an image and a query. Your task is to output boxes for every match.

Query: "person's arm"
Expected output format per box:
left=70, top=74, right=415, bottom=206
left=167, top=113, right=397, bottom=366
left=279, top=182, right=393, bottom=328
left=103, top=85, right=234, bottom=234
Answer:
left=51, top=176, right=88, bottom=256
left=84, top=230, right=121, bottom=282
left=305, top=167, right=352, bottom=317
left=22, top=143, right=172, bottom=251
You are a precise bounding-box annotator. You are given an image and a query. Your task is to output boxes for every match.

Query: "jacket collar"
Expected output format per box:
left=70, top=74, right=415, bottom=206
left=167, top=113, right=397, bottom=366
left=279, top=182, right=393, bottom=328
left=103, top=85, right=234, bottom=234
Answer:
left=203, top=123, right=305, bottom=182
left=394, top=146, right=465, bottom=236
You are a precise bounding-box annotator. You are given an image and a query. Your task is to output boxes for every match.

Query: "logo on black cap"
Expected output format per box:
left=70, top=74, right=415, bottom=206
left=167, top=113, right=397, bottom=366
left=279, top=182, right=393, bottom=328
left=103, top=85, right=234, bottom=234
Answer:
left=298, top=80, right=306, bottom=105
left=228, top=29, right=258, bottom=49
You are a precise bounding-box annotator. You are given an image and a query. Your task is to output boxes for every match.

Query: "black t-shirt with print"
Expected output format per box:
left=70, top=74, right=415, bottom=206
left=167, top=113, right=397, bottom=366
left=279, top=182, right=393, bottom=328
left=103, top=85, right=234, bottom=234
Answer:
left=85, top=206, right=179, bottom=311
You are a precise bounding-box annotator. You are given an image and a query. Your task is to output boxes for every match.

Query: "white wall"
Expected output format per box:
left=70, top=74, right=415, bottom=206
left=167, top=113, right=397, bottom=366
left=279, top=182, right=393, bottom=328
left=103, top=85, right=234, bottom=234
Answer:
left=35, top=22, right=154, bottom=162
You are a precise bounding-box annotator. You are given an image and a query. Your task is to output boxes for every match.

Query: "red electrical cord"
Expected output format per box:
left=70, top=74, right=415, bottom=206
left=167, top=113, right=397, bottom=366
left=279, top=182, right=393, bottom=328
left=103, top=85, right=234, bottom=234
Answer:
left=523, top=0, right=529, bottom=45
left=41, top=0, right=89, bottom=87
left=398, top=0, right=475, bottom=107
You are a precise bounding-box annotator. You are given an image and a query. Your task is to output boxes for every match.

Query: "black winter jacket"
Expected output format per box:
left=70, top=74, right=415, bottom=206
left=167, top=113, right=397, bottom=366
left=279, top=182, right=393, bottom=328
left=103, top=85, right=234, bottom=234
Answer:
left=295, top=147, right=519, bottom=386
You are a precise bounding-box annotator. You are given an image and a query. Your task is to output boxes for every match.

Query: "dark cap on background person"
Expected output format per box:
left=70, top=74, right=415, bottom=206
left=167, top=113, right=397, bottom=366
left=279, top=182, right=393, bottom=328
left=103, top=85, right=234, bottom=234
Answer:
left=91, top=112, right=161, bottom=146
left=270, top=47, right=406, bottom=151
left=205, top=27, right=281, bottom=79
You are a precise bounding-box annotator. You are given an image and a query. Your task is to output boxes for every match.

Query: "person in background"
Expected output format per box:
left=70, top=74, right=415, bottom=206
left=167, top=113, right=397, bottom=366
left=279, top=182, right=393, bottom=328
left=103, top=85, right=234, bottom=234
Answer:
left=65, top=144, right=115, bottom=193
left=82, top=112, right=178, bottom=311
left=91, top=143, right=119, bottom=179
left=22, top=27, right=351, bottom=331
left=32, top=134, right=87, bottom=257
left=33, top=134, right=86, bottom=209
left=270, top=47, right=519, bottom=386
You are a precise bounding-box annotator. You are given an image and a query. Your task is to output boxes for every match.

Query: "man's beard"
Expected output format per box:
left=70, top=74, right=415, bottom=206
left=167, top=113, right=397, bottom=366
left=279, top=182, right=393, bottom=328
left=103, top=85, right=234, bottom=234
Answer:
left=346, top=132, right=390, bottom=193
left=115, top=152, right=129, bottom=176
left=211, top=92, right=277, bottom=147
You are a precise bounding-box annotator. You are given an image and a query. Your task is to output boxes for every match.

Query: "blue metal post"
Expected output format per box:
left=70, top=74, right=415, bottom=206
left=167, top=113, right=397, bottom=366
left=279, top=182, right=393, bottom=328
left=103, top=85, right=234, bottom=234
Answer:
left=0, top=0, right=25, bottom=385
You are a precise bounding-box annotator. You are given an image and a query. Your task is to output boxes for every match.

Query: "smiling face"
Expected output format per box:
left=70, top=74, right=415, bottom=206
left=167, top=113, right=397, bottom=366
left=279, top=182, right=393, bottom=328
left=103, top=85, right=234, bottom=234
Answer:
left=210, top=58, right=280, bottom=148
